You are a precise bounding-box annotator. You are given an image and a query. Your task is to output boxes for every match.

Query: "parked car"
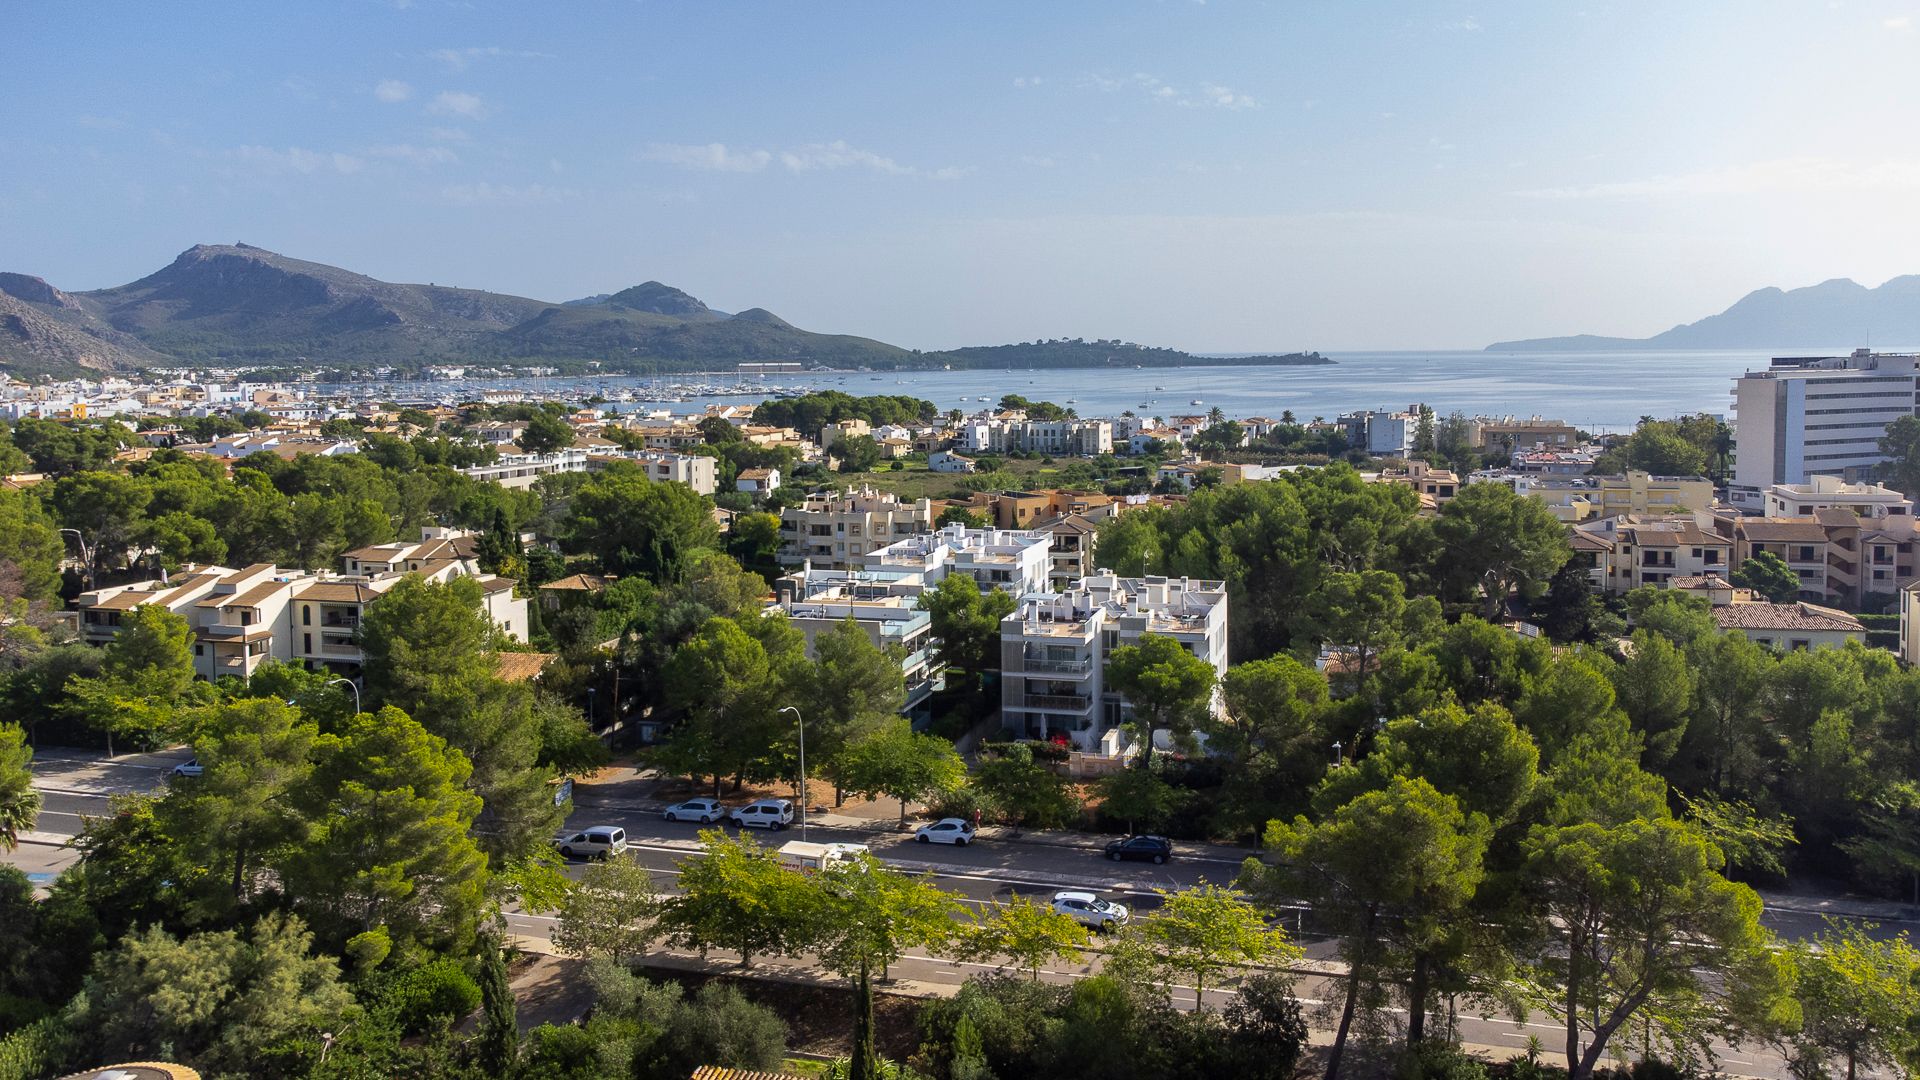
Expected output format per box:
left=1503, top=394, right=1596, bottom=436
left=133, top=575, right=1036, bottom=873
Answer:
left=1105, top=835, right=1173, bottom=864
left=1051, top=890, right=1130, bottom=931
left=663, top=798, right=726, bottom=824
left=170, top=759, right=204, bottom=779
left=915, top=818, right=976, bottom=846
left=551, top=826, right=628, bottom=860
left=730, top=799, right=795, bottom=831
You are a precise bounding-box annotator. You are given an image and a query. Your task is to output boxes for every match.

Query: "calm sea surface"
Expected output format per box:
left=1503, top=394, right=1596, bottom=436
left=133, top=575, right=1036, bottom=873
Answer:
left=356, top=350, right=1794, bottom=433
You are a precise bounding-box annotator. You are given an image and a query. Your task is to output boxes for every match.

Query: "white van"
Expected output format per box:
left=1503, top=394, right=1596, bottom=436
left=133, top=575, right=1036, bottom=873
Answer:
left=776, top=840, right=868, bottom=873
left=551, top=826, right=628, bottom=860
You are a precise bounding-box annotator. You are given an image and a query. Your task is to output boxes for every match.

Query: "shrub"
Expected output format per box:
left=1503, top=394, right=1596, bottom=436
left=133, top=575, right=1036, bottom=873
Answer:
left=384, top=958, right=481, bottom=1035
left=1395, top=1040, right=1490, bottom=1080
left=1222, top=974, right=1307, bottom=1080
left=658, top=982, right=788, bottom=1076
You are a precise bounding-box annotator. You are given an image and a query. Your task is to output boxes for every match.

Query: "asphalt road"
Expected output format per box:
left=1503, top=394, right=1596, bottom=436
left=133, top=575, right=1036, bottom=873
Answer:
left=2, top=749, right=1847, bottom=1078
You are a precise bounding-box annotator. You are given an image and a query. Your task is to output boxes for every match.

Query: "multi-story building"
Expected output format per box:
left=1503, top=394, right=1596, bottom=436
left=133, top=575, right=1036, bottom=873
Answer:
left=1378, top=461, right=1461, bottom=509
left=1731, top=350, right=1920, bottom=505
left=1337, top=409, right=1417, bottom=456
left=770, top=567, right=941, bottom=717
left=589, top=450, right=718, bottom=494
left=960, top=418, right=1112, bottom=456
left=778, top=486, right=936, bottom=568
left=1574, top=516, right=1734, bottom=594
left=459, top=449, right=589, bottom=489
left=1475, top=470, right=1715, bottom=523
left=1714, top=509, right=1920, bottom=605
left=1469, top=416, right=1580, bottom=451
left=998, top=573, right=1229, bottom=753
left=862, top=523, right=1053, bottom=594
left=1682, top=583, right=1866, bottom=651
left=1761, top=475, right=1912, bottom=519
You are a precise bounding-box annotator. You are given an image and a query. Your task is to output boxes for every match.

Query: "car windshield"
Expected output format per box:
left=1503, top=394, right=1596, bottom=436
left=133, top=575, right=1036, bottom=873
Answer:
left=1090, top=899, right=1117, bottom=912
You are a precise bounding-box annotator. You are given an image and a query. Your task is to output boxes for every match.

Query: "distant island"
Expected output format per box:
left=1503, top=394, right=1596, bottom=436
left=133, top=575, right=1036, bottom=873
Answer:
left=1487, top=275, right=1920, bottom=352
left=0, top=243, right=1327, bottom=377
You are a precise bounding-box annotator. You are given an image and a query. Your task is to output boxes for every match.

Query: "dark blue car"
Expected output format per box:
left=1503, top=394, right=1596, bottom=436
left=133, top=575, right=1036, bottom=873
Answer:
left=1104, top=835, right=1173, bottom=864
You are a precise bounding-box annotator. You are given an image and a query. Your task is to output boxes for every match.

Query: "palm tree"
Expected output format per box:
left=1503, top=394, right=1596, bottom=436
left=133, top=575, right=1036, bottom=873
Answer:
left=1207, top=405, right=1226, bottom=426
left=0, top=725, right=39, bottom=852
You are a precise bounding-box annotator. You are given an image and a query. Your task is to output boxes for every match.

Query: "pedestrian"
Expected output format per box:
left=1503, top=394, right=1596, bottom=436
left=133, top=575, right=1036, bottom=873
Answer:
left=972, top=807, right=982, bottom=832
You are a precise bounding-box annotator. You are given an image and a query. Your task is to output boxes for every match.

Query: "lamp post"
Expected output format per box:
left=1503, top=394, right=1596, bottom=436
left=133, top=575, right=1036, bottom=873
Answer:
left=58, top=528, right=94, bottom=589
left=325, top=677, right=362, bottom=715
left=781, top=706, right=807, bottom=839
left=587, top=687, right=597, bottom=727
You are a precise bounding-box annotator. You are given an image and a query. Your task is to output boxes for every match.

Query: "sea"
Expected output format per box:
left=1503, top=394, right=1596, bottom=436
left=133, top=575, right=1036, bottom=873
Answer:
left=347, top=349, right=1807, bottom=433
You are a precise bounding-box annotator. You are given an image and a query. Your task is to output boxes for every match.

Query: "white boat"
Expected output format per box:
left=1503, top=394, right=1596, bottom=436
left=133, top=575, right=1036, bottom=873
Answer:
left=1191, top=399, right=1204, bottom=405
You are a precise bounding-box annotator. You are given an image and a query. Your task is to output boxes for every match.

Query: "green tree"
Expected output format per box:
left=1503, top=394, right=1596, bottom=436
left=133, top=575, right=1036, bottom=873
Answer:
left=357, top=575, right=498, bottom=710
left=1677, top=632, right=1774, bottom=795
left=0, top=725, right=38, bottom=851
left=1210, top=655, right=1332, bottom=829
left=656, top=829, right=819, bottom=967
left=0, top=488, right=64, bottom=601
left=1127, top=883, right=1300, bottom=1010
left=159, top=698, right=317, bottom=916
left=800, top=617, right=907, bottom=788
left=63, top=913, right=353, bottom=1076
left=68, top=604, right=202, bottom=756
left=47, top=469, right=150, bottom=584
left=832, top=719, right=967, bottom=829
left=286, top=706, right=490, bottom=953
left=831, top=434, right=883, bottom=473
left=1731, top=550, right=1801, bottom=603
left=563, top=469, right=721, bottom=582
left=1104, top=633, right=1217, bottom=767
left=972, top=742, right=1080, bottom=828
left=1096, top=764, right=1186, bottom=835
left=658, top=616, right=788, bottom=796
left=963, top=893, right=1091, bottom=980
left=1614, top=629, right=1696, bottom=769
left=917, top=573, right=1015, bottom=691
left=728, top=510, right=785, bottom=578
left=1251, top=776, right=1490, bottom=1076
left=1290, top=569, right=1436, bottom=698
left=476, top=935, right=519, bottom=1075
left=812, top=854, right=966, bottom=1080
left=552, top=857, right=660, bottom=962
left=1518, top=816, right=1792, bottom=1079
left=1433, top=481, right=1571, bottom=620
left=518, top=412, right=576, bottom=454
left=1789, top=918, right=1920, bottom=1080
left=1879, top=414, right=1920, bottom=497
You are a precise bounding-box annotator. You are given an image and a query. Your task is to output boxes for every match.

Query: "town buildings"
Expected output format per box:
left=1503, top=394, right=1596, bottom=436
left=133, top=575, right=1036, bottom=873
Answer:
left=998, top=573, right=1229, bottom=754
left=777, top=486, right=936, bottom=569
left=959, top=417, right=1113, bottom=456
left=1475, top=470, right=1715, bottom=523
left=861, top=523, right=1053, bottom=595
left=770, top=566, right=941, bottom=717
left=1731, top=350, right=1920, bottom=505
left=1672, top=577, right=1867, bottom=651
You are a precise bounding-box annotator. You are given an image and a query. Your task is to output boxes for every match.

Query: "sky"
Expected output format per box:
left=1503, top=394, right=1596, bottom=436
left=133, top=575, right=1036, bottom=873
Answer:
left=10, top=1, right=1920, bottom=351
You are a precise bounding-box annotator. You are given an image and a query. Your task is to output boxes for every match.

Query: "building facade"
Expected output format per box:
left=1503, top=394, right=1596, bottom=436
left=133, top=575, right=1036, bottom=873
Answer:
left=1732, top=350, right=1920, bottom=501
left=777, top=486, right=936, bottom=568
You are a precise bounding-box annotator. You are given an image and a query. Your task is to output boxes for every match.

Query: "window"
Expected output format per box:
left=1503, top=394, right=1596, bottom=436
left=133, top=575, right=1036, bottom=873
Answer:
left=194, top=644, right=204, bottom=656
left=302, top=605, right=310, bottom=625
left=1790, top=639, right=1811, bottom=651
left=303, top=633, right=312, bottom=653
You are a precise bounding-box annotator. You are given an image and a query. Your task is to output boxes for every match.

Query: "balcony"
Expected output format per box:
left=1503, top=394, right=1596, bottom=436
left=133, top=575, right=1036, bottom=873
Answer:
left=1024, top=693, right=1091, bottom=712
left=1019, top=656, right=1091, bottom=676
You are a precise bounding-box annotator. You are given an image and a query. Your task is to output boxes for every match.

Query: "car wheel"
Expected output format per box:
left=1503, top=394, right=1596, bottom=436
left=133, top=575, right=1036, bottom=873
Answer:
left=917, top=833, right=930, bottom=843
left=1110, top=851, right=1123, bottom=862
left=666, top=812, right=678, bottom=822
left=1152, top=854, right=1166, bottom=865
left=701, top=814, right=714, bottom=824
left=560, top=846, right=574, bottom=858
left=956, top=837, right=968, bottom=847
left=773, top=821, right=785, bottom=831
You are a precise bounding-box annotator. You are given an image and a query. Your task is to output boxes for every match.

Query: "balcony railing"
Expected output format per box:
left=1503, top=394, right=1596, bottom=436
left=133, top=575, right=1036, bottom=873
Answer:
left=1020, top=657, right=1091, bottom=675
left=1024, top=693, right=1091, bottom=711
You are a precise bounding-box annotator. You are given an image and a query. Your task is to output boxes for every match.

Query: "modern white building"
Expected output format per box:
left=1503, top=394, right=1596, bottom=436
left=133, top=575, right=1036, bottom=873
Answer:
left=1761, top=474, right=1911, bottom=519
left=1732, top=350, right=1920, bottom=504
left=998, top=573, right=1229, bottom=753
left=770, top=566, right=941, bottom=717
left=1338, top=409, right=1417, bottom=456
left=460, top=449, right=589, bottom=489
left=862, top=523, right=1053, bottom=594
left=960, top=418, right=1112, bottom=456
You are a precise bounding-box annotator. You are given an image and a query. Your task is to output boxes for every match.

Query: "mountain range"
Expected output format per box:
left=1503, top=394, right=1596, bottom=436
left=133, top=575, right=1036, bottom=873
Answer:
left=0, top=244, right=1325, bottom=377
left=1487, top=276, right=1920, bottom=352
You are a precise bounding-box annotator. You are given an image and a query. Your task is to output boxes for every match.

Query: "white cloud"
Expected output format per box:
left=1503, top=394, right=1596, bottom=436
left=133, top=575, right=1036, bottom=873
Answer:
left=643, top=142, right=772, bottom=172
left=426, top=126, right=471, bottom=143
left=644, top=139, right=964, bottom=179
left=1084, top=72, right=1258, bottom=109
left=230, top=145, right=364, bottom=174
left=1012, top=76, right=1044, bottom=88
left=440, top=182, right=572, bottom=205
left=428, top=46, right=553, bottom=70
left=366, top=143, right=458, bottom=167
left=1520, top=157, right=1920, bottom=199
left=1440, top=17, right=1482, bottom=31
left=428, top=91, right=486, bottom=118
left=1887, top=15, right=1914, bottom=30
left=374, top=79, right=414, bottom=103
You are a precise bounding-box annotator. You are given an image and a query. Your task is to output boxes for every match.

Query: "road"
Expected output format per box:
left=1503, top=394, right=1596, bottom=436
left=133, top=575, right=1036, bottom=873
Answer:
left=13, top=749, right=1880, bottom=1078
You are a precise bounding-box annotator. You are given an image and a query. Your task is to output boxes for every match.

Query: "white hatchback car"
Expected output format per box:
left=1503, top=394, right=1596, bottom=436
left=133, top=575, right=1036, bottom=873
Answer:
left=730, top=799, right=795, bottom=830
left=551, top=826, right=628, bottom=860
left=663, top=798, right=726, bottom=824
left=1052, top=891, right=1130, bottom=931
left=170, top=758, right=204, bottom=779
left=914, top=818, right=976, bottom=846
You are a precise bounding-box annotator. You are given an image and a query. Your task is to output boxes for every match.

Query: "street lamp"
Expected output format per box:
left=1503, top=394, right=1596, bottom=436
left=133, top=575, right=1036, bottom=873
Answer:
left=780, top=705, right=807, bottom=839
left=587, top=687, right=597, bottom=726
left=325, top=677, right=361, bottom=715
left=1330, top=740, right=1343, bottom=767
left=58, top=528, right=94, bottom=589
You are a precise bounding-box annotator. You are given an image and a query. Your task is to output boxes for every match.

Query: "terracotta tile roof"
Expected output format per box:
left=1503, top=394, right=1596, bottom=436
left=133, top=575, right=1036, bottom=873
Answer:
left=1712, top=601, right=1864, bottom=634
left=539, top=573, right=608, bottom=593
left=1569, top=531, right=1612, bottom=551
left=1738, top=520, right=1831, bottom=543
left=295, top=582, right=381, bottom=603
left=478, top=576, right=519, bottom=593
left=494, top=652, right=554, bottom=682
left=343, top=544, right=402, bottom=562
left=1814, top=508, right=1862, bottom=527
left=689, top=1068, right=803, bottom=1080
left=1620, top=524, right=1726, bottom=547
left=91, top=590, right=164, bottom=611
left=219, top=563, right=275, bottom=585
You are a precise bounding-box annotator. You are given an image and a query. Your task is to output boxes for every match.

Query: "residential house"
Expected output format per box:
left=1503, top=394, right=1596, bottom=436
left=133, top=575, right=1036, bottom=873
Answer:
left=736, top=467, right=782, bottom=495
left=862, top=523, right=1053, bottom=594
left=778, top=486, right=936, bottom=568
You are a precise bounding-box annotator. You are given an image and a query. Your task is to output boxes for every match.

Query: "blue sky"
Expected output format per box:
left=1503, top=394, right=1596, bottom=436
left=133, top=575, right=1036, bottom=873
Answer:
left=10, top=1, right=1920, bottom=350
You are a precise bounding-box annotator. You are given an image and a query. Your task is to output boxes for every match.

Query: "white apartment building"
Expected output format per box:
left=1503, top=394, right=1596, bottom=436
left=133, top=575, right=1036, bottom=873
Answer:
left=862, top=523, right=1053, bottom=595
left=460, top=449, right=589, bottom=489
left=1338, top=409, right=1417, bottom=456
left=591, top=449, right=718, bottom=495
left=1762, top=474, right=1912, bottom=519
left=771, top=566, right=941, bottom=716
left=777, top=486, right=935, bottom=568
left=1732, top=350, right=1920, bottom=504
left=998, top=573, right=1229, bottom=753
left=960, top=418, right=1113, bottom=456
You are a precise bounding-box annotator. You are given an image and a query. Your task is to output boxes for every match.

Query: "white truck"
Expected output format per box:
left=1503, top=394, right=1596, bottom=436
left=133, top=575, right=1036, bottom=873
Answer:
left=776, top=840, right=869, bottom=873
